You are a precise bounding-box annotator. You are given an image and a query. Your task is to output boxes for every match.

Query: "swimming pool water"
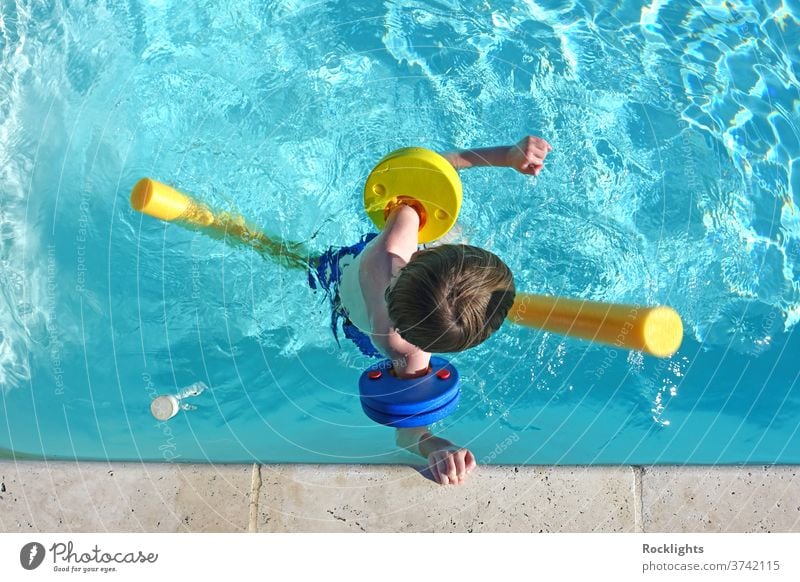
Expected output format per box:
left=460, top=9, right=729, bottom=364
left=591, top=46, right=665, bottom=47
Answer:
left=1, top=0, right=799, bottom=464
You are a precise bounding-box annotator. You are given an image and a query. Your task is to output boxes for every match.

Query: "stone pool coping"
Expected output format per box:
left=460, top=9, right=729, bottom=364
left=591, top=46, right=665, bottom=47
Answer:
left=1, top=462, right=798, bottom=532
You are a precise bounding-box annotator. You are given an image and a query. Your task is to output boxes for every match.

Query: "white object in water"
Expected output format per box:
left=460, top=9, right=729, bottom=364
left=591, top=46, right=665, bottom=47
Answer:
left=150, top=395, right=180, bottom=421
left=176, top=381, right=207, bottom=399
left=150, top=381, right=208, bottom=420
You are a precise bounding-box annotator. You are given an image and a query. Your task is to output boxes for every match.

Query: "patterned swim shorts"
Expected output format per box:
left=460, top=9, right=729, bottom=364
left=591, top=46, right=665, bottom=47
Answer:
left=308, top=232, right=382, bottom=358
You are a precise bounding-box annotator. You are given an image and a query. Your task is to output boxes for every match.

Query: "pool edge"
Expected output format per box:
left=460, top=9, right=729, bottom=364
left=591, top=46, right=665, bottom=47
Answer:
left=1, top=461, right=798, bottom=532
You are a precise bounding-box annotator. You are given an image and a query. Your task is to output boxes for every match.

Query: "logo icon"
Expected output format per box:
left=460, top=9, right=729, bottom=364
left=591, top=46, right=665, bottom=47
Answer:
left=20, top=542, right=46, bottom=570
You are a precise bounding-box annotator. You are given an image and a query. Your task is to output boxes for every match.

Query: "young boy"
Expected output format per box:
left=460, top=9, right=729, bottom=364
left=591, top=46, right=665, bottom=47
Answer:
left=310, top=135, right=552, bottom=485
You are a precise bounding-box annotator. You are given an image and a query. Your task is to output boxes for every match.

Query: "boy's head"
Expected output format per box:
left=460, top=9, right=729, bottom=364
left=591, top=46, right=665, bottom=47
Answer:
left=385, top=244, right=515, bottom=353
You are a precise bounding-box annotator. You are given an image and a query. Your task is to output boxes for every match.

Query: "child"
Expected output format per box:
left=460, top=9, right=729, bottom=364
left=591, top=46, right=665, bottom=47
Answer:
left=307, top=135, right=552, bottom=485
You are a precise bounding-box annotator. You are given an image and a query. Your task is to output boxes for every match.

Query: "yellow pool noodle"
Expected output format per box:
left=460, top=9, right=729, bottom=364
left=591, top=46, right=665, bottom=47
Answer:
left=131, top=178, right=216, bottom=226
left=130, top=180, right=683, bottom=357
left=508, top=293, right=683, bottom=358
left=130, top=178, right=307, bottom=269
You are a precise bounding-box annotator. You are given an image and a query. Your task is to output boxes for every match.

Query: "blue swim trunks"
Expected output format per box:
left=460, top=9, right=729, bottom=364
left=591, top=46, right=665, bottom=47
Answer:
left=308, top=232, right=382, bottom=358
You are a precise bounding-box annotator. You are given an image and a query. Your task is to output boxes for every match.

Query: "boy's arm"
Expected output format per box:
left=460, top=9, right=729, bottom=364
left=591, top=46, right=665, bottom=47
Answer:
left=382, top=203, right=421, bottom=257
left=396, top=427, right=445, bottom=457
left=367, top=204, right=433, bottom=377
left=441, top=135, right=552, bottom=176
left=440, top=146, right=513, bottom=169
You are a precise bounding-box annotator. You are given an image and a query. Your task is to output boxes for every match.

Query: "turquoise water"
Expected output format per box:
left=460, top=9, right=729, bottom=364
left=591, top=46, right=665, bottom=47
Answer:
left=1, top=0, right=799, bottom=463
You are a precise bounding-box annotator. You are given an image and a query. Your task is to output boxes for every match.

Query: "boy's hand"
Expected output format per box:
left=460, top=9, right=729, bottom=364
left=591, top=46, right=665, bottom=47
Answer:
left=506, top=135, right=552, bottom=176
left=428, top=446, right=477, bottom=485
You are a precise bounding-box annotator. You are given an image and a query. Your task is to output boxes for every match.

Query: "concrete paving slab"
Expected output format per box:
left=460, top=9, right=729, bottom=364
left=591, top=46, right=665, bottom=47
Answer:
left=0, top=461, right=252, bottom=532
left=173, top=464, right=253, bottom=532
left=257, top=464, right=636, bottom=532
left=641, top=466, right=800, bottom=532
left=6, top=461, right=798, bottom=533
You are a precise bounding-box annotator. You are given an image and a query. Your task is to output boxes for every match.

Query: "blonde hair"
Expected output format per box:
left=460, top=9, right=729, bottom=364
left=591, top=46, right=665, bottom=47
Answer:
left=386, top=244, right=515, bottom=352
